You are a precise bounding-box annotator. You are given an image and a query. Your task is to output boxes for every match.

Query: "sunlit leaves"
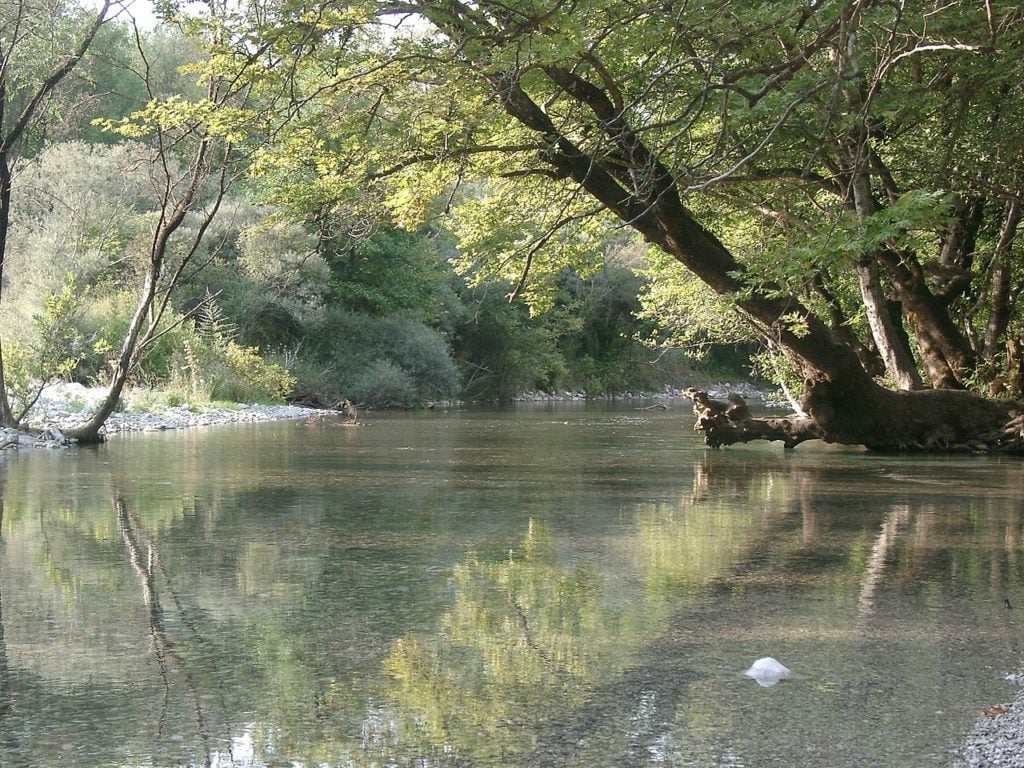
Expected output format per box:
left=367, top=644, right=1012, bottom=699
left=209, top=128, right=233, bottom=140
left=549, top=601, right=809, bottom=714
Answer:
left=145, top=0, right=1024, bottom=395
left=640, top=247, right=754, bottom=354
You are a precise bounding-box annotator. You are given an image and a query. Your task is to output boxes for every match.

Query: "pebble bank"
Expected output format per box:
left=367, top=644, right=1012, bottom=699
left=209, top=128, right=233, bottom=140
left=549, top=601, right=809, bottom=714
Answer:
left=0, top=383, right=321, bottom=449
left=950, top=668, right=1024, bottom=767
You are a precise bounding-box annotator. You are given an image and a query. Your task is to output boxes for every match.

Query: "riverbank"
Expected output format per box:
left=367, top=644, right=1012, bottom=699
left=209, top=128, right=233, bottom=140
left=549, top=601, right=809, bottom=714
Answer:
left=950, top=666, right=1024, bottom=767
left=2, top=381, right=780, bottom=449
left=1, top=383, right=324, bottom=449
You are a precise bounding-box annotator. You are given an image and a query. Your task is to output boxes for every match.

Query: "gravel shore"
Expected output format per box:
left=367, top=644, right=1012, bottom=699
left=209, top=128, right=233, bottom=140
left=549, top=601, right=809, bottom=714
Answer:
left=0, top=383, right=326, bottom=448
left=950, top=668, right=1024, bottom=767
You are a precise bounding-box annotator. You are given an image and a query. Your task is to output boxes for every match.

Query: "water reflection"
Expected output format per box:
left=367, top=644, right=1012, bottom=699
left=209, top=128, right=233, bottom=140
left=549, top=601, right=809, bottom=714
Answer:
left=116, top=494, right=224, bottom=767
left=0, top=409, right=1020, bottom=767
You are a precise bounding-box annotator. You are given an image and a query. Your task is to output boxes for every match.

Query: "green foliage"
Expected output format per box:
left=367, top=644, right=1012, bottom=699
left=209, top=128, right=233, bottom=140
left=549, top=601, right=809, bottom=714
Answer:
left=14, top=0, right=1023, bottom=413
left=3, top=275, right=88, bottom=422
left=174, top=296, right=295, bottom=402
left=639, top=243, right=760, bottom=365
left=209, top=340, right=296, bottom=402
left=546, top=265, right=662, bottom=393
left=7, top=141, right=154, bottom=303
left=236, top=213, right=328, bottom=302
left=72, top=292, right=181, bottom=385
left=324, top=226, right=449, bottom=317
left=173, top=332, right=295, bottom=404
left=452, top=284, right=564, bottom=400
left=345, top=359, right=417, bottom=408
left=296, top=309, right=459, bottom=407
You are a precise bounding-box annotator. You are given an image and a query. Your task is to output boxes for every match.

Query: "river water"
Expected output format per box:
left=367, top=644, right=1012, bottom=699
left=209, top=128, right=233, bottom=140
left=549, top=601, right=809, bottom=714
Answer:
left=0, top=402, right=1022, bottom=767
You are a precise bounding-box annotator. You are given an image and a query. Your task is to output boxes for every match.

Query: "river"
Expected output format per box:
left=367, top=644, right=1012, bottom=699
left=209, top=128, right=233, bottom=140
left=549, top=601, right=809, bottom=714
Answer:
left=0, top=402, right=1021, bottom=767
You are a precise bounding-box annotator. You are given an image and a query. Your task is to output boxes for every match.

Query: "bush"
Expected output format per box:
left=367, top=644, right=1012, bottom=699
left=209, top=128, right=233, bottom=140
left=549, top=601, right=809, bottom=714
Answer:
left=452, top=285, right=564, bottom=400
left=346, top=359, right=418, bottom=408
left=2, top=275, right=89, bottom=422
left=72, top=291, right=195, bottom=386
left=376, top=315, right=459, bottom=397
left=179, top=336, right=295, bottom=403
left=302, top=308, right=459, bottom=404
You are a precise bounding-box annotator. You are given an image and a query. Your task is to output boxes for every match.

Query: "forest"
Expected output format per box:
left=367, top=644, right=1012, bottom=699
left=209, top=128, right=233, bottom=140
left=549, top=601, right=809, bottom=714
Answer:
left=0, top=0, right=1022, bottom=451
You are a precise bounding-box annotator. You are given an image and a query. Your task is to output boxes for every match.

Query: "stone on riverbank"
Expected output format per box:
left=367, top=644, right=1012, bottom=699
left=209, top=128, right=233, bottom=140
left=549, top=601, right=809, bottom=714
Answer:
left=0, top=384, right=327, bottom=450
left=950, top=666, right=1024, bottom=767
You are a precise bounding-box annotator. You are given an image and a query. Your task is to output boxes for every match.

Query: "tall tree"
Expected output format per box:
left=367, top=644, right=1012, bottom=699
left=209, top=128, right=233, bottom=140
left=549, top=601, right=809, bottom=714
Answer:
left=213, top=0, right=1024, bottom=451
left=65, top=12, right=245, bottom=443
left=0, top=0, right=115, bottom=425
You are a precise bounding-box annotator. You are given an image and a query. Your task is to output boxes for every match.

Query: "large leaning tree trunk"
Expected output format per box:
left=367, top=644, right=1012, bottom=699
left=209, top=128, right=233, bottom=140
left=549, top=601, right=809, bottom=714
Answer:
left=219, top=0, right=1024, bottom=452
left=410, top=0, right=1024, bottom=453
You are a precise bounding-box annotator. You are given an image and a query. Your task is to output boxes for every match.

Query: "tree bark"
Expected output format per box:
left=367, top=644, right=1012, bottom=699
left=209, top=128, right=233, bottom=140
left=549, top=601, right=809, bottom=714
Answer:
left=855, top=258, right=922, bottom=390
left=0, top=150, right=15, bottom=426
left=687, top=385, right=1024, bottom=454
left=877, top=249, right=975, bottom=388
left=846, top=151, right=922, bottom=391
left=983, top=197, right=1021, bottom=360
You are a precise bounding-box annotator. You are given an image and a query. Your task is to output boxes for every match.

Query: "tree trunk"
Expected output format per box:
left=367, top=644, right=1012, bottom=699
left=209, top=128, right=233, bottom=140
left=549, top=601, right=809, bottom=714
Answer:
left=413, top=4, right=1023, bottom=454
left=0, top=115, right=15, bottom=427
left=687, top=383, right=1024, bottom=454
left=877, top=249, right=975, bottom=387
left=855, top=258, right=922, bottom=390
left=64, top=252, right=161, bottom=443
left=983, top=197, right=1021, bottom=360
left=847, top=152, right=921, bottom=391
left=493, top=74, right=1024, bottom=453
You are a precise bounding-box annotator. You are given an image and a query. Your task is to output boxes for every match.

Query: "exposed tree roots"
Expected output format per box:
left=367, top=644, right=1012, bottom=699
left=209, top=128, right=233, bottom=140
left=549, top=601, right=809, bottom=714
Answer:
left=685, top=387, right=1024, bottom=454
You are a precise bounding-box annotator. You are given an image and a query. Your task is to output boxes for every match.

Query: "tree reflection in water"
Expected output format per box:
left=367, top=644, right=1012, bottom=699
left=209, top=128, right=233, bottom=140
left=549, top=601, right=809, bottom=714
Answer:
left=0, top=417, right=1021, bottom=768
left=375, top=454, right=1024, bottom=768
left=115, top=494, right=223, bottom=767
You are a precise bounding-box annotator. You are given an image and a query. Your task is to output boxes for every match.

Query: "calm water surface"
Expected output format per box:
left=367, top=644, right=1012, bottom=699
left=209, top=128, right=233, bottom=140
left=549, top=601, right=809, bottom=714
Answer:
left=1, top=403, right=1022, bottom=767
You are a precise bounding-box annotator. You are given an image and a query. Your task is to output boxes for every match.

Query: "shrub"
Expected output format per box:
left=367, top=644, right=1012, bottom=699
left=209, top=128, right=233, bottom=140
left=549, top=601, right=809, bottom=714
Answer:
left=346, top=359, right=418, bottom=408
left=72, top=291, right=196, bottom=386
left=2, top=275, right=89, bottom=423
left=214, top=341, right=295, bottom=402
left=304, top=308, right=459, bottom=404
left=177, top=336, right=294, bottom=404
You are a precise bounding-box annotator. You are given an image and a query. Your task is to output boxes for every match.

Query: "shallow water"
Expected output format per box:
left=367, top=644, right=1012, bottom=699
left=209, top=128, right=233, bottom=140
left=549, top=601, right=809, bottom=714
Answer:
left=1, top=402, right=1022, bottom=767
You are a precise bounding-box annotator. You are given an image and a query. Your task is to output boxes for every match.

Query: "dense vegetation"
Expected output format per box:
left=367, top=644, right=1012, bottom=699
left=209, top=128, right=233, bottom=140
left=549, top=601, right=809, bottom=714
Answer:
left=1, top=0, right=1023, bottom=450
left=0, top=4, right=719, bottom=431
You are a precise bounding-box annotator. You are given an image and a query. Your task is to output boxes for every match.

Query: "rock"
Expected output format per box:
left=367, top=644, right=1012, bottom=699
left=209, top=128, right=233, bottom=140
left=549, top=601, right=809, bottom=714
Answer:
left=744, top=657, right=792, bottom=687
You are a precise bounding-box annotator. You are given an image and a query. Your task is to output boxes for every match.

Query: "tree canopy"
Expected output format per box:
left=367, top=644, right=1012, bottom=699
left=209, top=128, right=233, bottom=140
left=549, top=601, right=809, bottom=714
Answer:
left=179, top=0, right=1024, bottom=450
left=2, top=0, right=1024, bottom=450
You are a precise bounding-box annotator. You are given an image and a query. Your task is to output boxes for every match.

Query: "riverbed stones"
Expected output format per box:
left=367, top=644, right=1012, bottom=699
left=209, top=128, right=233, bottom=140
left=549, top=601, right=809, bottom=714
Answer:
left=950, top=665, right=1024, bottom=767
left=0, top=385, right=325, bottom=449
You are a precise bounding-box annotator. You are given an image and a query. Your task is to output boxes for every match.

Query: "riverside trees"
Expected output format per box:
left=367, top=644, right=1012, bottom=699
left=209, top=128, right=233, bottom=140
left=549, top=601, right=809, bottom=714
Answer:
left=0, top=5, right=283, bottom=442
left=3, top=0, right=1024, bottom=451
left=206, top=0, right=1024, bottom=451
left=0, top=0, right=115, bottom=426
